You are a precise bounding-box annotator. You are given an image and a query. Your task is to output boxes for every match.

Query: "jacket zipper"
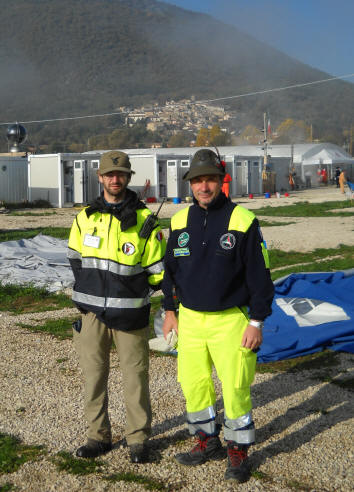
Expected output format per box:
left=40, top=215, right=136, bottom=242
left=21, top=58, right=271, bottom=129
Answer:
left=103, top=214, right=113, bottom=312
left=202, top=210, right=208, bottom=246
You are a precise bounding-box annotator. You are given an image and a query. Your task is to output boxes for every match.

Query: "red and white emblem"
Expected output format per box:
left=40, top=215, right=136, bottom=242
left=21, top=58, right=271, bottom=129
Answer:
left=156, top=230, right=164, bottom=242
left=122, top=242, right=135, bottom=255
left=220, top=233, right=236, bottom=250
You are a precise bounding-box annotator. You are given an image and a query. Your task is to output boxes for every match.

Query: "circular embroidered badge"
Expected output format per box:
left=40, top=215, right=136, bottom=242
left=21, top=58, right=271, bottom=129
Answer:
left=178, top=232, right=190, bottom=247
left=220, top=233, right=236, bottom=250
left=122, top=242, right=135, bottom=255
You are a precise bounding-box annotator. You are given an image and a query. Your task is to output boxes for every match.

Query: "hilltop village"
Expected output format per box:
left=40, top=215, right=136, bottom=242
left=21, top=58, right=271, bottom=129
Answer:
left=120, top=98, right=235, bottom=134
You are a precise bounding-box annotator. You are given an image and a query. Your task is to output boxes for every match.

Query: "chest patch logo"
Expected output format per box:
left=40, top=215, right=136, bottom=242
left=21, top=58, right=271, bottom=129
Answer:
left=220, top=233, right=236, bottom=250
left=156, top=230, right=164, bottom=242
left=178, top=232, right=190, bottom=247
left=122, top=242, right=135, bottom=255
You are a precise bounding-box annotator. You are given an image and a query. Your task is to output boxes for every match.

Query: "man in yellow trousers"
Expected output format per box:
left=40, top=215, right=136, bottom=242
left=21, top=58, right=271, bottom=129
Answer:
left=162, top=149, right=274, bottom=483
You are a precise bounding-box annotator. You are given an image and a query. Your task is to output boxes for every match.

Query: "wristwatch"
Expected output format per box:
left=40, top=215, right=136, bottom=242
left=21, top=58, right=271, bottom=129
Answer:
left=249, top=319, right=264, bottom=330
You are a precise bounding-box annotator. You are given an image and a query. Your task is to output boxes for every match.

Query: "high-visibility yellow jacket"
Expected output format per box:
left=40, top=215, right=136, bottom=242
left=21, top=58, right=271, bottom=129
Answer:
left=162, top=193, right=273, bottom=320
left=67, top=191, right=166, bottom=331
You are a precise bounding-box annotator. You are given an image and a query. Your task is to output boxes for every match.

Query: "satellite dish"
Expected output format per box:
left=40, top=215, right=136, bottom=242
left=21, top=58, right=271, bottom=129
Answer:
left=7, top=123, right=27, bottom=152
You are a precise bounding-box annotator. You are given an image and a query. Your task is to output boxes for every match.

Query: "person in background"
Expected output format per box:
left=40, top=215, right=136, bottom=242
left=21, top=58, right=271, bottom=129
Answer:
left=220, top=161, right=232, bottom=198
left=304, top=170, right=312, bottom=188
left=321, top=168, right=328, bottom=185
left=162, top=149, right=274, bottom=483
left=339, top=169, right=347, bottom=194
left=335, top=166, right=341, bottom=188
left=67, top=151, right=166, bottom=463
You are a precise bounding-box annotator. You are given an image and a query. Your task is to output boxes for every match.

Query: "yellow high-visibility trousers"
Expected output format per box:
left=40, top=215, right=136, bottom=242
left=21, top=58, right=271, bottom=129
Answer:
left=177, top=304, right=257, bottom=421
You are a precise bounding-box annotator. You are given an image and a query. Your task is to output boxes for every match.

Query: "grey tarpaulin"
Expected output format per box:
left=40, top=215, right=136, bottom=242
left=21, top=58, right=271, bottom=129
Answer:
left=0, top=234, right=74, bottom=292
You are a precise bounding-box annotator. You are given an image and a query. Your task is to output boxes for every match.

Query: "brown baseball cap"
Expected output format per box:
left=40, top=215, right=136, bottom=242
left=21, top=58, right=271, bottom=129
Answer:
left=99, top=151, right=135, bottom=175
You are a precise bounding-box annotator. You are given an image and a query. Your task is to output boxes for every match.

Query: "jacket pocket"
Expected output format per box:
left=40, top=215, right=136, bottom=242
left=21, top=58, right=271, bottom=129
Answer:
left=235, top=347, right=257, bottom=389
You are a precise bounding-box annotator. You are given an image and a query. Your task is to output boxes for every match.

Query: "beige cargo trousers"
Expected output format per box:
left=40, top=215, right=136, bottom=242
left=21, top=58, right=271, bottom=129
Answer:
left=73, top=312, right=151, bottom=445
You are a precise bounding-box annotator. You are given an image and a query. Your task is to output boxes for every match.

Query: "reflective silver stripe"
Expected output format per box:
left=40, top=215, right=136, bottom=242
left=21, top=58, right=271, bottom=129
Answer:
left=67, top=248, right=81, bottom=260
left=106, top=296, right=150, bottom=309
left=224, top=411, right=255, bottom=444
left=187, top=405, right=216, bottom=423
left=223, top=427, right=255, bottom=444
left=187, top=405, right=217, bottom=436
left=82, top=257, right=144, bottom=276
left=72, top=291, right=105, bottom=307
left=224, top=411, right=253, bottom=429
left=72, top=291, right=150, bottom=309
left=145, top=261, right=164, bottom=275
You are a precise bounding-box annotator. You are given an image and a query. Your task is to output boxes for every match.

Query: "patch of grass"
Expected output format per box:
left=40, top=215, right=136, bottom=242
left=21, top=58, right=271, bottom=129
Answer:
left=0, top=227, right=70, bottom=242
left=0, top=433, right=45, bottom=475
left=0, top=284, right=72, bottom=314
left=255, top=200, right=354, bottom=217
left=51, top=451, right=104, bottom=475
left=0, top=483, right=16, bottom=491
left=259, top=220, right=295, bottom=227
left=269, top=245, right=354, bottom=270
left=269, top=245, right=354, bottom=280
left=257, top=350, right=340, bottom=374
left=251, top=470, right=271, bottom=481
left=7, top=211, right=57, bottom=217
left=19, top=317, right=78, bottom=340
left=285, top=478, right=313, bottom=491
left=104, top=472, right=167, bottom=490
left=56, top=357, right=69, bottom=363
left=3, top=199, right=52, bottom=210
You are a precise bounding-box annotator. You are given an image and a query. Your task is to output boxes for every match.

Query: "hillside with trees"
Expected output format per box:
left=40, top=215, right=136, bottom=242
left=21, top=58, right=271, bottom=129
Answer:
left=0, top=0, right=353, bottom=151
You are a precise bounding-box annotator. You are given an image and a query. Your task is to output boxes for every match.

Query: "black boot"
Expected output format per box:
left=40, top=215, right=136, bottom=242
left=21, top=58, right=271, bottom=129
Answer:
left=175, top=430, right=225, bottom=466
left=129, top=442, right=149, bottom=463
left=224, top=441, right=251, bottom=483
left=76, top=439, right=112, bottom=458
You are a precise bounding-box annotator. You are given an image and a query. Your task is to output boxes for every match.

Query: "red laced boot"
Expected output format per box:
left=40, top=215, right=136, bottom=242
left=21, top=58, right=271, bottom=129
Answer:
left=225, top=441, right=251, bottom=482
left=175, top=430, right=225, bottom=466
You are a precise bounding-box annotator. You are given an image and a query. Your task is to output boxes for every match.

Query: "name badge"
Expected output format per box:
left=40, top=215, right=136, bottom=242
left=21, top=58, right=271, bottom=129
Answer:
left=84, top=234, right=101, bottom=248
left=174, top=247, right=190, bottom=257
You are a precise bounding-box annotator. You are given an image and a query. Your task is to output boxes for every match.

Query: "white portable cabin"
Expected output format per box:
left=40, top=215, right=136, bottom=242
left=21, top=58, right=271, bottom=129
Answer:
left=127, top=149, right=192, bottom=199
left=117, top=147, right=266, bottom=198
left=28, top=153, right=101, bottom=207
left=29, top=143, right=354, bottom=208
left=87, top=148, right=194, bottom=200
left=0, top=155, right=28, bottom=203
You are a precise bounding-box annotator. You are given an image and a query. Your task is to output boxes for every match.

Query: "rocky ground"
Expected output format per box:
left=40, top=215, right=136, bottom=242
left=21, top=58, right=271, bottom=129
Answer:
left=0, top=186, right=353, bottom=491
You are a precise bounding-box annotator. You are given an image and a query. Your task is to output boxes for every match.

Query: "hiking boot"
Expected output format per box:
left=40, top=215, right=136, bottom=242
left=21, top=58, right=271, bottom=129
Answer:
left=129, top=442, right=149, bottom=463
left=76, top=439, right=112, bottom=458
left=175, top=430, right=225, bottom=466
left=224, top=441, right=251, bottom=483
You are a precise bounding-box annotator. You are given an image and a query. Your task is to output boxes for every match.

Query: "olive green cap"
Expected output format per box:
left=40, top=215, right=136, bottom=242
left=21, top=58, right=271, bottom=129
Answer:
left=183, top=149, right=225, bottom=181
left=99, top=151, right=135, bottom=175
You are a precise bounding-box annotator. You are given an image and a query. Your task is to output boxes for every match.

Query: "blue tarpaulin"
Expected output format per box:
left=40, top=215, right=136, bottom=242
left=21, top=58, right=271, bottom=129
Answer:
left=258, top=270, right=354, bottom=362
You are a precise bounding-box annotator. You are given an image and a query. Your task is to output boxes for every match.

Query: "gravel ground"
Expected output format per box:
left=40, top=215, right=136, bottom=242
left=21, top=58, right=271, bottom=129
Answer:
left=0, top=186, right=353, bottom=491
left=1, top=186, right=353, bottom=252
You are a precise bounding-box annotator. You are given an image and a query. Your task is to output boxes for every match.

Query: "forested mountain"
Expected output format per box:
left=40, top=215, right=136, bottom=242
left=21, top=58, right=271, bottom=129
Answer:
left=0, top=0, right=353, bottom=149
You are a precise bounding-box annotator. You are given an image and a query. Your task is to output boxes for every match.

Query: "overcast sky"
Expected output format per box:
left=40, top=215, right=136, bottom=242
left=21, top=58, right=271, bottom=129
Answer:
left=163, top=0, right=354, bottom=80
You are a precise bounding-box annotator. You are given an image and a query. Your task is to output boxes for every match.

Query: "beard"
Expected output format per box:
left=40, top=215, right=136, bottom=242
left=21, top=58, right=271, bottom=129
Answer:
left=103, top=181, right=128, bottom=203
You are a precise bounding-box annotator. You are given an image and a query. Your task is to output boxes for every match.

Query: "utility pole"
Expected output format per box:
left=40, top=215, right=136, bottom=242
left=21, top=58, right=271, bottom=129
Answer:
left=350, top=125, right=353, bottom=156
left=263, top=112, right=268, bottom=166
